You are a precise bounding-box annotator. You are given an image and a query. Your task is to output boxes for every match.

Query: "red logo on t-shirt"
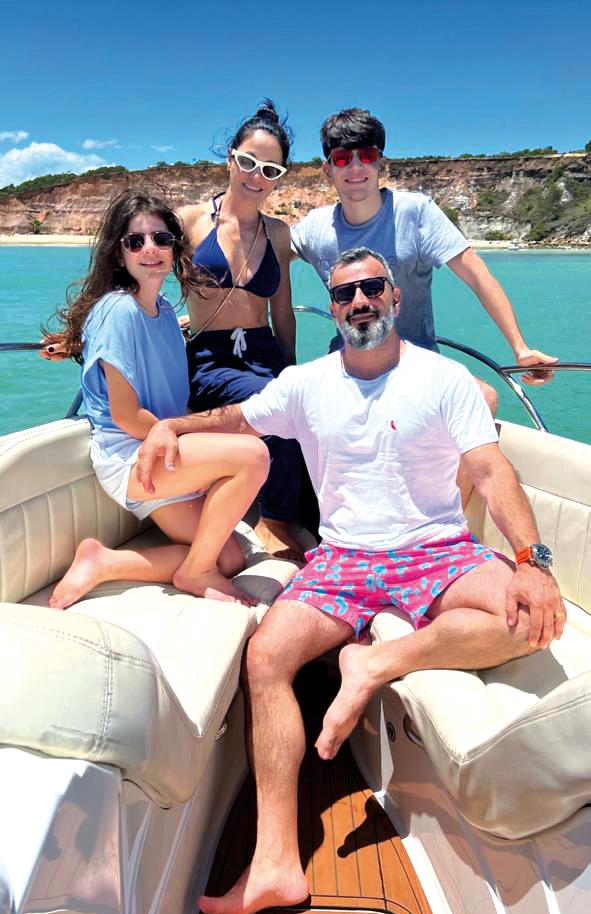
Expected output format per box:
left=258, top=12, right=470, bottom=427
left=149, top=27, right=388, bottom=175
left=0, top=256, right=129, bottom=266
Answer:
left=390, top=419, right=397, bottom=430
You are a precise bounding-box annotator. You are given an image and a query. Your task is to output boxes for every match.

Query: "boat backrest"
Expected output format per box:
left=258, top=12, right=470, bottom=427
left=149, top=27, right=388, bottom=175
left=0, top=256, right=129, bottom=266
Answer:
left=465, top=420, right=591, bottom=613
left=0, top=419, right=142, bottom=604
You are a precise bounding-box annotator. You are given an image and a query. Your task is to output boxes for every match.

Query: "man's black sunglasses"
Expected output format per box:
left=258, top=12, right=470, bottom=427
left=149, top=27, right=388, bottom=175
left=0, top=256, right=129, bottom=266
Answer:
left=329, top=277, right=392, bottom=306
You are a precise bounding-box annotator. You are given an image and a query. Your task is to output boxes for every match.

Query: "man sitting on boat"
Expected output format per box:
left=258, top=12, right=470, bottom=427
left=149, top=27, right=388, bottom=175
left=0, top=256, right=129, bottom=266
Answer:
left=136, top=246, right=566, bottom=914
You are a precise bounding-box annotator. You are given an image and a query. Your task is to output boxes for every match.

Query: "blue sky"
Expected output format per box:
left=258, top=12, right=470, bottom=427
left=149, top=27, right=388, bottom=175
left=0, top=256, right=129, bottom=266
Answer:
left=1, top=0, right=590, bottom=187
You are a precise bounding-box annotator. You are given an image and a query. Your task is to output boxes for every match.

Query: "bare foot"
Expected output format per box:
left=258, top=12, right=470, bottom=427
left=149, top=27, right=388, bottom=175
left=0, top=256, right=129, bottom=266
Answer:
left=199, top=860, right=309, bottom=914
left=50, top=538, right=113, bottom=609
left=315, top=643, right=383, bottom=761
left=254, top=518, right=305, bottom=562
left=172, top=566, right=256, bottom=606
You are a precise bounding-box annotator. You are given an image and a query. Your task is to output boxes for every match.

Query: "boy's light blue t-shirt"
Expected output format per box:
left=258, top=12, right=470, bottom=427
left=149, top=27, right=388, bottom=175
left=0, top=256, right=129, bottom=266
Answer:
left=81, top=291, right=189, bottom=447
left=290, top=188, right=468, bottom=349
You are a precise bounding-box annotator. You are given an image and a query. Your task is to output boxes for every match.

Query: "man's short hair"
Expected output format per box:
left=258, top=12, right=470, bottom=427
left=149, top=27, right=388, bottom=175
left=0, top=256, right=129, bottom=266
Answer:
left=320, top=108, right=386, bottom=158
left=329, top=247, right=395, bottom=287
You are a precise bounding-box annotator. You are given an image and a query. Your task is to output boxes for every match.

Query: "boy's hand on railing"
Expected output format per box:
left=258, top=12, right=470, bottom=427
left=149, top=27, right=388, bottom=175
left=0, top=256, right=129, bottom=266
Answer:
left=515, top=348, right=559, bottom=385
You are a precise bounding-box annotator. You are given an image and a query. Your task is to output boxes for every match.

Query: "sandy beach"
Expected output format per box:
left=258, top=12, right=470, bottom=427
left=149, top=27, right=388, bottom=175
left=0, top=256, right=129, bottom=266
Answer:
left=0, top=233, right=523, bottom=249
left=0, top=234, right=587, bottom=251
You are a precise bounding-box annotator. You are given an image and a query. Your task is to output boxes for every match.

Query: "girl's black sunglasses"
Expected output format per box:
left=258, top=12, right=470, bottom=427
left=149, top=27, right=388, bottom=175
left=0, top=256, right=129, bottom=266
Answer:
left=121, top=231, right=176, bottom=252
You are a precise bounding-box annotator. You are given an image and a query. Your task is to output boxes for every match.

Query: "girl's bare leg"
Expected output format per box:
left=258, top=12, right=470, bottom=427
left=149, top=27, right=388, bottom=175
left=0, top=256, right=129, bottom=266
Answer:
left=49, top=538, right=190, bottom=609
left=128, top=433, right=269, bottom=602
left=51, top=434, right=261, bottom=609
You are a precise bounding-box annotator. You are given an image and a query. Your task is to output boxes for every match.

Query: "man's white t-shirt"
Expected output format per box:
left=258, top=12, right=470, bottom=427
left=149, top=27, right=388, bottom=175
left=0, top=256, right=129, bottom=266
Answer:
left=241, top=343, right=498, bottom=552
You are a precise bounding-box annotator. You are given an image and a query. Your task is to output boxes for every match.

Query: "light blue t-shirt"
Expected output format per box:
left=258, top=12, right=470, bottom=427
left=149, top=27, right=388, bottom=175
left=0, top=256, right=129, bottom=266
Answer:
left=290, top=188, right=468, bottom=349
left=82, top=291, right=189, bottom=444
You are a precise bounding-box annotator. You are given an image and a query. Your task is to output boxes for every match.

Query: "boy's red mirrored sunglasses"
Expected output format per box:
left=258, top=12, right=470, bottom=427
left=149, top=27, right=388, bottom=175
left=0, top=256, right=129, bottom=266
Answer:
left=327, top=146, right=382, bottom=168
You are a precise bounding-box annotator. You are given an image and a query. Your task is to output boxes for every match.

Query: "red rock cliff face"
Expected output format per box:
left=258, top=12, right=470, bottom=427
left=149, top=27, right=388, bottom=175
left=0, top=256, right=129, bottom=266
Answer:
left=1, top=155, right=590, bottom=242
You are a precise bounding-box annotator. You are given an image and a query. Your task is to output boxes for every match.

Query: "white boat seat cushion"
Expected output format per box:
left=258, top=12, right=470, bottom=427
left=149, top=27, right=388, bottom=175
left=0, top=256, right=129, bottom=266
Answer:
left=0, top=520, right=300, bottom=806
left=0, top=593, right=254, bottom=807
left=0, top=418, right=303, bottom=805
left=370, top=600, right=591, bottom=839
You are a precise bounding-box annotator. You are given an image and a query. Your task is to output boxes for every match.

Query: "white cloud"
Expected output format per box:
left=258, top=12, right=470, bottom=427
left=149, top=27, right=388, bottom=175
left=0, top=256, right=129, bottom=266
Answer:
left=152, top=144, right=175, bottom=153
left=0, top=130, right=29, bottom=144
left=0, top=142, right=106, bottom=188
left=82, top=138, right=120, bottom=150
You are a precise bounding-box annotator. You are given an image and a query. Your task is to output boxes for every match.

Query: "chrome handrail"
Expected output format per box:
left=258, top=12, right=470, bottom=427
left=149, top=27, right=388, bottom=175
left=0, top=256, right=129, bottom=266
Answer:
left=2, top=311, right=590, bottom=433
left=294, top=307, right=591, bottom=433
left=436, top=337, right=551, bottom=429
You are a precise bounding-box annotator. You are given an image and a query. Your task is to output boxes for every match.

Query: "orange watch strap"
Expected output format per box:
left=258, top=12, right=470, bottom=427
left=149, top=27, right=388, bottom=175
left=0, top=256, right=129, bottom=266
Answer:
left=515, top=546, right=533, bottom=565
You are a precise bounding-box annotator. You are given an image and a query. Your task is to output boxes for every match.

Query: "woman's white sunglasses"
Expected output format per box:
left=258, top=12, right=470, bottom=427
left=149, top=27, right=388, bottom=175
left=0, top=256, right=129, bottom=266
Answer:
left=230, top=149, right=287, bottom=181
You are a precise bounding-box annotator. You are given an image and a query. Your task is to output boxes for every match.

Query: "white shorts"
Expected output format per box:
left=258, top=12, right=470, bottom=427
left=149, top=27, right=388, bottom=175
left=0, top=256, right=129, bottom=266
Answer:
left=91, top=432, right=202, bottom=521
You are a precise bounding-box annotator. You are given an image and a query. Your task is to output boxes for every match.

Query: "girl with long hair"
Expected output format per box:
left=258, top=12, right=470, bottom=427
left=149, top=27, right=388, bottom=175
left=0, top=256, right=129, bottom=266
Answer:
left=49, top=188, right=269, bottom=609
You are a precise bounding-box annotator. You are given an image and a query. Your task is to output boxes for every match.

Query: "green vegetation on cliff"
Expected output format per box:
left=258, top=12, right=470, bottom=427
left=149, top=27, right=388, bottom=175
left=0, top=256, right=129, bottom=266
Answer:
left=514, top=168, right=591, bottom=241
left=0, top=165, right=128, bottom=198
left=477, top=189, right=509, bottom=212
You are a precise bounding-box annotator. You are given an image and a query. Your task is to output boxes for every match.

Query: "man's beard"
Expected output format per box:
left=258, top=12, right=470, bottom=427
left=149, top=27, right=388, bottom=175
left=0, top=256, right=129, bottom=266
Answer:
left=336, top=303, right=396, bottom=351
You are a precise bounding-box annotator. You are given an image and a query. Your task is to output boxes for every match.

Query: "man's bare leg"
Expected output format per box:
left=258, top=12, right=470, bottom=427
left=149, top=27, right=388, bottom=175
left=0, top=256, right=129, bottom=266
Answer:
left=458, top=378, right=498, bottom=508
left=316, top=558, right=536, bottom=760
left=199, top=599, right=351, bottom=914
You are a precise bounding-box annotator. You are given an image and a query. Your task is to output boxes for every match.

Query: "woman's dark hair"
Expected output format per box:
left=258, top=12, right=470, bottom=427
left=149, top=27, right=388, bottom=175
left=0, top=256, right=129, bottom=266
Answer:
left=227, top=98, right=293, bottom=165
left=320, top=107, right=386, bottom=159
left=46, top=188, right=203, bottom=363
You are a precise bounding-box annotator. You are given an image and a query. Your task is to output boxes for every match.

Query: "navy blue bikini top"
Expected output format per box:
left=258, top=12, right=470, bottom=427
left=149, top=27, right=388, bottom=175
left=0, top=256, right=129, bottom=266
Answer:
left=192, top=195, right=280, bottom=299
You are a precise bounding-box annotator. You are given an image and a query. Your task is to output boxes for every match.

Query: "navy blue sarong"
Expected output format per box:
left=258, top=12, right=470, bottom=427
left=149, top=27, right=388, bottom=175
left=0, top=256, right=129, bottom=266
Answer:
left=187, top=326, right=302, bottom=522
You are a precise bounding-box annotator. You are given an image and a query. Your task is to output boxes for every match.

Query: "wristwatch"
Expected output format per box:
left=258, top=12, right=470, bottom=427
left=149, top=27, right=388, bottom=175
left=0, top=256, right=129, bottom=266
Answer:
left=515, top=543, right=553, bottom=569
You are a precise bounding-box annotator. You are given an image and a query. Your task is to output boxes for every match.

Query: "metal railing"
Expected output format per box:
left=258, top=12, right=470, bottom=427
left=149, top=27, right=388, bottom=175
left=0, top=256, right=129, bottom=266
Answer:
left=294, top=305, right=591, bottom=433
left=2, top=308, right=591, bottom=433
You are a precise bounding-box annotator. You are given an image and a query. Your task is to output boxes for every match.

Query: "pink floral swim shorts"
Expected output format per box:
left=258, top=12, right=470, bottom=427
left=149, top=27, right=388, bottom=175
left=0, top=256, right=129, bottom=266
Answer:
left=277, top=532, right=500, bottom=637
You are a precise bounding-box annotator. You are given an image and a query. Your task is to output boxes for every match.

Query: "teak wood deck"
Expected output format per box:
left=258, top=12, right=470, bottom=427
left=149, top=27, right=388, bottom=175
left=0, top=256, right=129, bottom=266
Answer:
left=206, top=664, right=431, bottom=914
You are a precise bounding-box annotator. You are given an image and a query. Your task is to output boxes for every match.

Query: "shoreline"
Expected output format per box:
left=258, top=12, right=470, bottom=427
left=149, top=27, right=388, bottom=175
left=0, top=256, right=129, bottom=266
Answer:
left=0, top=233, right=589, bottom=252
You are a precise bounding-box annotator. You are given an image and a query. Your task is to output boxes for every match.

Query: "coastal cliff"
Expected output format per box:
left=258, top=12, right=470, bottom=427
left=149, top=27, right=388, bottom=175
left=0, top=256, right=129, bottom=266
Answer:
left=0, top=154, right=590, bottom=244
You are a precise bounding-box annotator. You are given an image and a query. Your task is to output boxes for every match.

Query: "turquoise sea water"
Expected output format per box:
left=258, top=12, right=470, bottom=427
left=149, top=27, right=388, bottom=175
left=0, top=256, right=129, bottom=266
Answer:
left=0, top=247, right=590, bottom=443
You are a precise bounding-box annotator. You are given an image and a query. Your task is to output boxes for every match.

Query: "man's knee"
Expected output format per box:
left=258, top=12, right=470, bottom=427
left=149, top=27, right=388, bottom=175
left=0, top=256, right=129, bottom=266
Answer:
left=242, top=603, right=306, bottom=688
left=476, top=378, right=499, bottom=416
left=242, top=625, right=283, bottom=690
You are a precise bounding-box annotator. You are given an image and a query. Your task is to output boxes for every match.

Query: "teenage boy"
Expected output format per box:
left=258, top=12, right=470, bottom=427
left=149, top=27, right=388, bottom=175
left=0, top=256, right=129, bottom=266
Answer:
left=291, top=107, right=557, bottom=377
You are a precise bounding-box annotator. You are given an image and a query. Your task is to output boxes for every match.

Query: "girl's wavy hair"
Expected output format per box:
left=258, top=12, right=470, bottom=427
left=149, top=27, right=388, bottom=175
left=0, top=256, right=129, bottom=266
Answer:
left=45, top=188, right=204, bottom=363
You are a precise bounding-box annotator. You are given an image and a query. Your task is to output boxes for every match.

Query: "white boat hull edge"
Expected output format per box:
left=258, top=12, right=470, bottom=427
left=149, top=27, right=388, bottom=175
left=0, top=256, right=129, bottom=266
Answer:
left=351, top=688, right=591, bottom=914
left=0, top=691, right=248, bottom=914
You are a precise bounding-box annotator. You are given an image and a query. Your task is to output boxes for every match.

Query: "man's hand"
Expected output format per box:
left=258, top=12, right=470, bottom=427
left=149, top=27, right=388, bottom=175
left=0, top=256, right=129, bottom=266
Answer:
left=136, top=420, right=179, bottom=493
left=505, top=563, right=566, bottom=648
left=515, top=348, right=559, bottom=386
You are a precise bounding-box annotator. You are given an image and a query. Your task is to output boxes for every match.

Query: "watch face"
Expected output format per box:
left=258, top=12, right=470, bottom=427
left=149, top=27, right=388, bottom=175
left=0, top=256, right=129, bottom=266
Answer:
left=532, top=543, right=553, bottom=568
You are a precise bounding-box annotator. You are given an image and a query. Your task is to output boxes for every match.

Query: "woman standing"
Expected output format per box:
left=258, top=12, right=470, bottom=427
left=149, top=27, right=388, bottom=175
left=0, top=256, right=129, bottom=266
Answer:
left=181, top=100, right=303, bottom=559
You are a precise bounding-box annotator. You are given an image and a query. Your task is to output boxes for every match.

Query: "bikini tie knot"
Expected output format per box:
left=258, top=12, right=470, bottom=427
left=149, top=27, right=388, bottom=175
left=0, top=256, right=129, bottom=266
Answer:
left=231, top=327, right=247, bottom=358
